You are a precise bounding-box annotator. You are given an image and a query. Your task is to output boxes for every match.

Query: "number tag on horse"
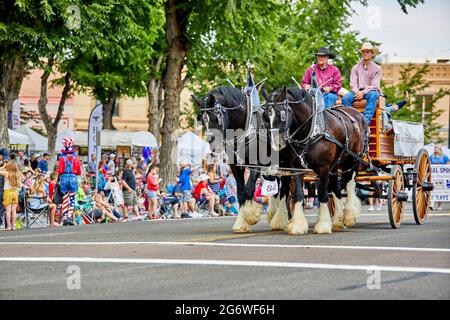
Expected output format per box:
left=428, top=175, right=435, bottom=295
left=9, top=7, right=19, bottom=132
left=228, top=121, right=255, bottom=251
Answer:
left=261, top=178, right=278, bottom=196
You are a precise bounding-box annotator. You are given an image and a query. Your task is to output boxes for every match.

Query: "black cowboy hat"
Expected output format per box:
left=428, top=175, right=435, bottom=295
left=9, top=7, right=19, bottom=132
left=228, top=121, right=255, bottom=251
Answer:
left=315, top=47, right=335, bottom=59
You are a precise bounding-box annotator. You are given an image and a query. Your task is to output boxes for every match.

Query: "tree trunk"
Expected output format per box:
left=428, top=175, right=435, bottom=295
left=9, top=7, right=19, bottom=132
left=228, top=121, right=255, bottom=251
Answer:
left=102, top=92, right=117, bottom=130
left=6, top=56, right=26, bottom=113
left=159, top=0, right=191, bottom=188
left=0, top=60, right=12, bottom=148
left=147, top=54, right=164, bottom=143
left=37, top=59, right=72, bottom=170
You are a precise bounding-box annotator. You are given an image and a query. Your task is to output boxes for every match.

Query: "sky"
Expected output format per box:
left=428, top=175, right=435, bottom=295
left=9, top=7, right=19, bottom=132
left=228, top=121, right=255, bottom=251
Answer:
left=348, top=0, right=450, bottom=61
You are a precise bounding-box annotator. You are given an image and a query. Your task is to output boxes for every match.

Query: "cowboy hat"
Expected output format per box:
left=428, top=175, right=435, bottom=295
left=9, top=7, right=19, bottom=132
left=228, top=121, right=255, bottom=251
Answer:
left=359, top=42, right=380, bottom=56
left=197, top=174, right=210, bottom=182
left=315, top=47, right=335, bottom=59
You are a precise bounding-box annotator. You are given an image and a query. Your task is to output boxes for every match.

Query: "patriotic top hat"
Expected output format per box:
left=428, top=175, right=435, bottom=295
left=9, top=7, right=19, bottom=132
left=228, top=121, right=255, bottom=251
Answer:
left=61, top=137, right=76, bottom=154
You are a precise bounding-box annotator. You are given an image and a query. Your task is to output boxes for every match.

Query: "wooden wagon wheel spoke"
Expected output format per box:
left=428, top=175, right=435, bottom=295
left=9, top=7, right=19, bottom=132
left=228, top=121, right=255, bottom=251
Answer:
left=413, top=149, right=431, bottom=225
left=388, top=165, right=404, bottom=229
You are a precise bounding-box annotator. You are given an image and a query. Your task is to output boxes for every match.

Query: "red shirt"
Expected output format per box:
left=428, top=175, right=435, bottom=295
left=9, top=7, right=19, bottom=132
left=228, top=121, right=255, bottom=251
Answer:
left=254, top=186, right=262, bottom=199
left=58, top=154, right=82, bottom=176
left=49, top=181, right=56, bottom=200
left=193, top=181, right=209, bottom=200
left=146, top=173, right=159, bottom=191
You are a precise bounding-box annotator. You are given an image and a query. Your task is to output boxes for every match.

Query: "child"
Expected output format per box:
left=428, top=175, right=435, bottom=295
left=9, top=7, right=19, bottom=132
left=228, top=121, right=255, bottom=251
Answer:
left=0, top=160, right=24, bottom=230
left=146, top=164, right=160, bottom=219
left=222, top=173, right=239, bottom=215
left=383, top=92, right=410, bottom=131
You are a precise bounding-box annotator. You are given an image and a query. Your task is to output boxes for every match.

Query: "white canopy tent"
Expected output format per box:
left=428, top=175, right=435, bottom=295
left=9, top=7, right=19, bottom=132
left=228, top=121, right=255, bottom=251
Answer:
left=131, top=131, right=158, bottom=148
left=14, top=126, right=48, bottom=151
left=8, top=129, right=32, bottom=145
left=177, top=131, right=210, bottom=165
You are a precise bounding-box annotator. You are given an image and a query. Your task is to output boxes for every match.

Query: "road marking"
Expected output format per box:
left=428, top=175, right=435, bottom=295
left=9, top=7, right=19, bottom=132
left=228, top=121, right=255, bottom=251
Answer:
left=0, top=232, right=79, bottom=240
left=0, top=256, right=449, bottom=274
left=1, top=241, right=449, bottom=253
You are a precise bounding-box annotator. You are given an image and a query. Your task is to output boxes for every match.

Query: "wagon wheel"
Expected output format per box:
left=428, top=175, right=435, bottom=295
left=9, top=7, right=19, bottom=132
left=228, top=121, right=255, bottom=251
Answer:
left=387, top=165, right=405, bottom=229
left=413, top=149, right=432, bottom=225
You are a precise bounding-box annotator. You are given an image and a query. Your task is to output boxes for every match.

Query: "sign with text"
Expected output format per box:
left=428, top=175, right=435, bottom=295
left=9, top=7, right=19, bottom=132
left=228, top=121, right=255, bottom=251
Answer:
left=393, top=120, right=424, bottom=157
left=261, top=178, right=279, bottom=196
left=431, top=165, right=450, bottom=202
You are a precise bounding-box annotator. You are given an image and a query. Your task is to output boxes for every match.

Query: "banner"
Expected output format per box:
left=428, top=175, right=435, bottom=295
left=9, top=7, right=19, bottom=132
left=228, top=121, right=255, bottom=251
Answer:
left=12, top=99, right=20, bottom=129
left=88, top=104, right=102, bottom=172
left=261, top=178, right=279, bottom=196
left=431, top=165, right=450, bottom=202
left=393, top=120, right=424, bottom=157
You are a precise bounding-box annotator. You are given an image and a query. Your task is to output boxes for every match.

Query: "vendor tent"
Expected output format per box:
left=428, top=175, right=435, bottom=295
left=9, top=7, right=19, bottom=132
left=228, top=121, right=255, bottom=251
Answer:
left=8, top=129, right=31, bottom=145
left=14, top=126, right=48, bottom=151
left=131, top=131, right=158, bottom=148
left=177, top=131, right=210, bottom=165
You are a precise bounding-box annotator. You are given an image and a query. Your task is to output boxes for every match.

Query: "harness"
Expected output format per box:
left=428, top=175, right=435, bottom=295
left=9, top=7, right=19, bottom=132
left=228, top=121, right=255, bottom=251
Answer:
left=268, top=92, right=370, bottom=175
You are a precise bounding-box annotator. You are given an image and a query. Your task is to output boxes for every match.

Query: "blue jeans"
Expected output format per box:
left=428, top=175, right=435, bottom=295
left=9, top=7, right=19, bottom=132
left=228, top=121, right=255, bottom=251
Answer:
left=342, top=91, right=380, bottom=124
left=323, top=92, right=338, bottom=108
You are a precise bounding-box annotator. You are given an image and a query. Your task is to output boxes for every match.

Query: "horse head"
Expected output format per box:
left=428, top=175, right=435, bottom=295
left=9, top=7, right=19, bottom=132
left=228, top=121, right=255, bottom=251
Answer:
left=266, top=86, right=290, bottom=151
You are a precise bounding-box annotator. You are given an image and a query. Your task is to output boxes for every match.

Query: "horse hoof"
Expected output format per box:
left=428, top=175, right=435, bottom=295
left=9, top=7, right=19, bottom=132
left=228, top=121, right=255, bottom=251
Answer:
left=233, top=227, right=249, bottom=233
left=287, top=221, right=309, bottom=235
left=314, top=223, right=332, bottom=234
left=343, top=217, right=355, bottom=228
left=332, top=222, right=346, bottom=232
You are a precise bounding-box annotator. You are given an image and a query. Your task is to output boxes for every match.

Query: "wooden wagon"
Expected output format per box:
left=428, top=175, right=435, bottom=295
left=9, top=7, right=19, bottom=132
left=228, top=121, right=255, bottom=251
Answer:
left=299, top=96, right=433, bottom=229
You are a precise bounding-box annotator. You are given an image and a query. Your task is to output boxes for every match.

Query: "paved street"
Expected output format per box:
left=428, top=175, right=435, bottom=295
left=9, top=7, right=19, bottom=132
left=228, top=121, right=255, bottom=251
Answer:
left=1, top=204, right=449, bottom=300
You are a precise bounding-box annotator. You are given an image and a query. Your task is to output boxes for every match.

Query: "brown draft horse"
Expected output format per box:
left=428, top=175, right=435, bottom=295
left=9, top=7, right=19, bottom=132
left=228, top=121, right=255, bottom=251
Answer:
left=265, top=87, right=368, bottom=234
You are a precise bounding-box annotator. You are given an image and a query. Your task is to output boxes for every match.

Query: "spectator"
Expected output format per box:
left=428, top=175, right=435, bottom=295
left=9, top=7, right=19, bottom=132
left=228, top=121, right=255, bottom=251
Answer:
left=30, top=153, right=40, bottom=170
left=37, top=153, right=50, bottom=173
left=122, top=159, right=141, bottom=219
left=222, top=172, right=239, bottom=215
left=218, top=159, right=229, bottom=178
left=29, top=175, right=58, bottom=226
left=178, top=161, right=192, bottom=218
left=48, top=172, right=58, bottom=201
left=193, top=174, right=219, bottom=217
left=430, top=145, right=450, bottom=211
left=146, top=164, right=160, bottom=219
left=90, top=193, right=121, bottom=223
left=253, top=177, right=269, bottom=210
left=105, top=175, right=126, bottom=217
left=16, top=151, right=28, bottom=171
left=21, top=158, right=32, bottom=175
left=0, top=160, right=23, bottom=230
left=207, top=164, right=222, bottom=194
left=87, top=154, right=97, bottom=175
left=108, top=154, right=116, bottom=175
left=0, top=149, right=8, bottom=227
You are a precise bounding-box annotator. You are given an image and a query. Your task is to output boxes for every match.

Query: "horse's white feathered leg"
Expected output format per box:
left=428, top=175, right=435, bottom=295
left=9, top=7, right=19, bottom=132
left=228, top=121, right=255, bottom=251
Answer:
left=314, top=202, right=332, bottom=234
left=344, top=172, right=361, bottom=227
left=270, top=196, right=288, bottom=231
left=287, top=201, right=309, bottom=235
left=331, top=193, right=346, bottom=232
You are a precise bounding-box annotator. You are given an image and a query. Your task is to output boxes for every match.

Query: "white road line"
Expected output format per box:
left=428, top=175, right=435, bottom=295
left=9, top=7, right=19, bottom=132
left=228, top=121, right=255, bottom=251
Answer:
left=1, top=241, right=449, bottom=253
left=0, top=257, right=449, bottom=274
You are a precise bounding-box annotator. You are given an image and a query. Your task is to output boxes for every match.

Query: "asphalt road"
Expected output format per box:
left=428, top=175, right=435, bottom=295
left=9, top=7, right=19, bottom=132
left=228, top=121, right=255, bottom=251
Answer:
left=0, top=203, right=449, bottom=300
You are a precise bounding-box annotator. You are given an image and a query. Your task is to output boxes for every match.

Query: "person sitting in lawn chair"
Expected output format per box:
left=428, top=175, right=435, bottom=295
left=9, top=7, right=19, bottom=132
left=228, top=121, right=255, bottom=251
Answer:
left=193, top=174, right=219, bottom=217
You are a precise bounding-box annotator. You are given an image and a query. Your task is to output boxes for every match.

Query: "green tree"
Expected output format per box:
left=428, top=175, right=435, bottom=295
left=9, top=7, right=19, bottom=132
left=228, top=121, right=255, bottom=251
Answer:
left=382, top=64, right=450, bottom=144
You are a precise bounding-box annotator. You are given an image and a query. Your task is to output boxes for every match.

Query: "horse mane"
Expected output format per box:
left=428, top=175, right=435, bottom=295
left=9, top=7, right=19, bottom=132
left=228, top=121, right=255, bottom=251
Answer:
left=210, top=86, right=246, bottom=107
left=286, top=87, right=312, bottom=105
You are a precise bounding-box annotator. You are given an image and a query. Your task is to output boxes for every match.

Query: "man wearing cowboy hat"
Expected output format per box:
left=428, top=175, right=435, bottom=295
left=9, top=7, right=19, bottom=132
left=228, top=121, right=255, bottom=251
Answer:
left=342, top=42, right=382, bottom=124
left=302, top=47, right=342, bottom=108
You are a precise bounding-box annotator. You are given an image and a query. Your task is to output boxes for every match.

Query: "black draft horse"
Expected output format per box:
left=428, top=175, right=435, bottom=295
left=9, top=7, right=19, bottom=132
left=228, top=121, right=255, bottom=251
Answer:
left=265, top=87, right=367, bottom=234
left=193, top=86, right=267, bottom=233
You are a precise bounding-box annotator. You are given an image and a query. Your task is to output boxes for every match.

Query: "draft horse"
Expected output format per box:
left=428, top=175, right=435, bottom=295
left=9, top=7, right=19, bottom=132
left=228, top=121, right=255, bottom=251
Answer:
left=193, top=86, right=268, bottom=233
left=265, top=87, right=368, bottom=234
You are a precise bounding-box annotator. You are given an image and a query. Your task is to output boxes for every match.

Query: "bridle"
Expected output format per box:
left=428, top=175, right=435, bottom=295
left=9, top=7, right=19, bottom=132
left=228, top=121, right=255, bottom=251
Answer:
left=266, top=91, right=316, bottom=147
